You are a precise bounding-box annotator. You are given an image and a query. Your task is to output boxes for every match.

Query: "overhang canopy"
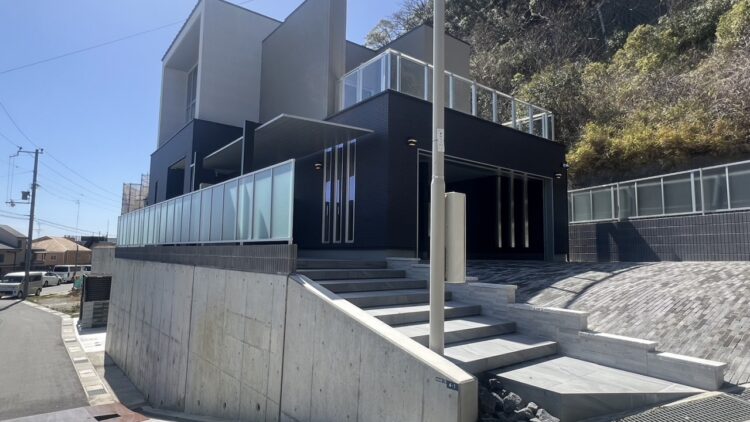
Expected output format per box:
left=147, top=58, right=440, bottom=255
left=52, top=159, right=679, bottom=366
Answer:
left=252, top=114, right=373, bottom=168
left=203, top=137, right=243, bottom=173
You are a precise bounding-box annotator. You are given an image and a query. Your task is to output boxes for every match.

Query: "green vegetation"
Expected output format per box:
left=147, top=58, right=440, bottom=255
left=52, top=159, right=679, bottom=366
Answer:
left=367, top=0, right=750, bottom=186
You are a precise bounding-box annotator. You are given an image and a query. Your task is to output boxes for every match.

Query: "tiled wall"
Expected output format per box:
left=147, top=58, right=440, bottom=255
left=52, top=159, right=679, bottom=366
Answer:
left=569, top=210, right=750, bottom=262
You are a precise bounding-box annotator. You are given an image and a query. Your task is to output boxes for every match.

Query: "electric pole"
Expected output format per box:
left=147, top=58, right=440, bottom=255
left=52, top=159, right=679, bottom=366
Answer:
left=22, top=149, right=42, bottom=299
left=74, top=199, right=80, bottom=281
left=429, top=0, right=447, bottom=354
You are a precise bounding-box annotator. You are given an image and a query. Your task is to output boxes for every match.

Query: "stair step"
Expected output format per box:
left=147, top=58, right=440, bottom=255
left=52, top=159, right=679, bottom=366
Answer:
left=338, top=289, right=449, bottom=308
left=366, top=301, right=481, bottom=325
left=319, top=278, right=427, bottom=293
left=296, top=259, right=387, bottom=269
left=299, top=268, right=405, bottom=281
left=393, top=316, right=515, bottom=347
left=444, top=334, right=557, bottom=374
left=490, top=356, right=703, bottom=422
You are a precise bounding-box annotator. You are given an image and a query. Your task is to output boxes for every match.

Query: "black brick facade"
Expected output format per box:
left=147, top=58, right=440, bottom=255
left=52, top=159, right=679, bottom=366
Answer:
left=569, top=210, right=750, bottom=262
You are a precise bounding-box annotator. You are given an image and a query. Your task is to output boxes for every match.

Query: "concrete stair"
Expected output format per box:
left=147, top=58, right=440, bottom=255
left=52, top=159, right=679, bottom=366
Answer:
left=301, top=260, right=704, bottom=421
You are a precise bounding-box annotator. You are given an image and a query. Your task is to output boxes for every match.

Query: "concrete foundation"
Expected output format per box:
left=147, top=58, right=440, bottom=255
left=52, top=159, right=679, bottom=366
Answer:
left=106, top=258, right=477, bottom=421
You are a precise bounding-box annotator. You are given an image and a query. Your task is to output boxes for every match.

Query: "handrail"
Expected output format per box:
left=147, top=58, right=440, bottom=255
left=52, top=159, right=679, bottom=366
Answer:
left=340, top=49, right=556, bottom=141
left=569, top=159, right=750, bottom=223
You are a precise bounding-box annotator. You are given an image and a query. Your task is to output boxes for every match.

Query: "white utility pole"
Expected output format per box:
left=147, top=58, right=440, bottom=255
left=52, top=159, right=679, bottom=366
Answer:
left=22, top=149, right=41, bottom=299
left=429, top=0, right=446, bottom=354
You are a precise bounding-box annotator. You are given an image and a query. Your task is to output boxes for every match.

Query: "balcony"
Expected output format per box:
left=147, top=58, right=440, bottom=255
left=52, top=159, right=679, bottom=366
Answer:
left=340, top=49, right=555, bottom=141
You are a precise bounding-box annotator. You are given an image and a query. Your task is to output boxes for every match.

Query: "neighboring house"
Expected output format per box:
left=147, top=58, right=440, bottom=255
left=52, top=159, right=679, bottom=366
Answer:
left=33, top=236, right=92, bottom=267
left=121, top=0, right=568, bottom=261
left=0, top=225, right=27, bottom=275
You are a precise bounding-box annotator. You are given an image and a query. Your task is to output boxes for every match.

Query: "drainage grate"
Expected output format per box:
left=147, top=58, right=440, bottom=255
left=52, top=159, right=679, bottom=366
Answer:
left=616, top=394, right=750, bottom=422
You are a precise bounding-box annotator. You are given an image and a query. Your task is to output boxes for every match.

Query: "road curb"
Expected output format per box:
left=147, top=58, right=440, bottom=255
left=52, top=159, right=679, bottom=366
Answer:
left=21, top=301, right=117, bottom=407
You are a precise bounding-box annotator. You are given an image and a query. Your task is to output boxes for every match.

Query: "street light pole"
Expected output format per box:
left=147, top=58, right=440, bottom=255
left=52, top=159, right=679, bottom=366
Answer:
left=23, top=149, right=41, bottom=299
left=429, top=0, right=446, bottom=354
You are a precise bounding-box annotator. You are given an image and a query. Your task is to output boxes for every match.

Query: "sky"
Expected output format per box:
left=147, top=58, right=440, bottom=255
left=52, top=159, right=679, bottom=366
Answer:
left=0, top=0, right=401, bottom=240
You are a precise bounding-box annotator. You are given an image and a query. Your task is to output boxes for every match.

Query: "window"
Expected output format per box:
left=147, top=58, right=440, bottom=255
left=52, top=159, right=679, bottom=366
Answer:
left=51, top=255, right=56, bottom=261
left=345, top=140, right=356, bottom=243
left=186, top=65, right=198, bottom=122
left=322, top=141, right=357, bottom=243
left=0, top=254, right=4, bottom=264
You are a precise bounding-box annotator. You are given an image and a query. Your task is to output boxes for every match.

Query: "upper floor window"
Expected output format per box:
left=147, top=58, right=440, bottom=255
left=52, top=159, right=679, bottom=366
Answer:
left=185, top=66, right=197, bottom=123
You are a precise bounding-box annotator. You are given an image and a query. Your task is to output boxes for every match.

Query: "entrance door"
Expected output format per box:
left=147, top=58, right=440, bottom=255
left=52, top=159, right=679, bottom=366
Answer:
left=417, top=155, right=550, bottom=260
left=322, top=140, right=357, bottom=244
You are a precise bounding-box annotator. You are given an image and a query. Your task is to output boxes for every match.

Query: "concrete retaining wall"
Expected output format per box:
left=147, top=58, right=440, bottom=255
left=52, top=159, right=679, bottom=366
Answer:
left=107, top=258, right=478, bottom=421
left=446, top=282, right=726, bottom=391
left=92, top=247, right=116, bottom=275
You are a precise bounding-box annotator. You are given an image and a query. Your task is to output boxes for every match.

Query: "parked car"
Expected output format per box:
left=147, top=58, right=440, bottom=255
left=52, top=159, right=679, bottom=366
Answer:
left=53, top=265, right=82, bottom=283
left=42, top=272, right=62, bottom=287
left=0, top=271, right=44, bottom=299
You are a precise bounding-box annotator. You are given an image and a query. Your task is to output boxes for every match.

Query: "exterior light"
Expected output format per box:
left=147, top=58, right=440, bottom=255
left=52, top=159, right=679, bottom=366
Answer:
left=314, top=162, right=323, bottom=170
left=562, top=162, right=570, bottom=170
left=554, top=172, right=563, bottom=179
left=407, top=138, right=418, bottom=147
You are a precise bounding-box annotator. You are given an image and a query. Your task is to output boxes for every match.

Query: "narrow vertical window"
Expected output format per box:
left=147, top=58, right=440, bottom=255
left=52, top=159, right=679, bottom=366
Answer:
left=509, top=172, right=515, bottom=248
left=523, top=173, right=529, bottom=248
left=186, top=65, right=197, bottom=123
left=322, top=148, right=333, bottom=243
left=497, top=174, right=502, bottom=248
left=333, top=144, right=345, bottom=243
left=345, top=140, right=357, bottom=243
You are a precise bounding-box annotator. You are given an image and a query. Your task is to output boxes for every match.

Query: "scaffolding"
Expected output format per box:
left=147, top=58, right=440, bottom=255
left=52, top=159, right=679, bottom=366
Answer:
left=121, top=174, right=149, bottom=215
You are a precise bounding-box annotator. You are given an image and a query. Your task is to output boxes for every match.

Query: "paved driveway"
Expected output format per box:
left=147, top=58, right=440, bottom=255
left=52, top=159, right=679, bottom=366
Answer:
left=0, top=299, right=88, bottom=420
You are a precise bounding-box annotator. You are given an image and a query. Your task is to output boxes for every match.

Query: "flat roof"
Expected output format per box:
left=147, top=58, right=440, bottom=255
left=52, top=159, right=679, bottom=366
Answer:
left=203, top=137, right=243, bottom=172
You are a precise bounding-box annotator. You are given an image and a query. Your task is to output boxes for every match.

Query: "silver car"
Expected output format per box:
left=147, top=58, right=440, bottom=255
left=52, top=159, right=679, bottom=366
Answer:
left=0, top=271, right=44, bottom=299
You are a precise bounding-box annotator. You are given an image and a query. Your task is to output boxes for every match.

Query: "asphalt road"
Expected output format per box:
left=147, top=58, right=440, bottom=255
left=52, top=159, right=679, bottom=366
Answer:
left=40, top=282, right=74, bottom=297
left=0, top=299, right=88, bottom=420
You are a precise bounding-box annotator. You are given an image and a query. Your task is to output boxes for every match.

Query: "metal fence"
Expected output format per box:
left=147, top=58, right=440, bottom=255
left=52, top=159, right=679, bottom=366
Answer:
left=569, top=160, right=750, bottom=223
left=117, top=160, right=295, bottom=246
left=340, top=49, right=555, bottom=141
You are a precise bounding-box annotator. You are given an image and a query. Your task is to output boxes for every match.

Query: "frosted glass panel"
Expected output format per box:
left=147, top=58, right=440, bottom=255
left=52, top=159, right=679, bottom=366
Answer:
left=272, top=164, right=292, bottom=238
left=618, top=183, right=636, bottom=219
left=663, top=174, right=693, bottom=214
left=361, top=57, right=383, bottom=100
left=592, top=188, right=613, bottom=220
left=571, top=191, right=591, bottom=222
left=199, top=190, right=211, bottom=241
left=637, top=180, right=662, bottom=216
left=343, top=73, right=358, bottom=108
left=400, top=58, right=425, bottom=99
left=729, top=163, right=750, bottom=209
left=208, top=186, right=222, bottom=241
left=451, top=76, right=472, bottom=114
left=253, top=170, right=272, bottom=240
left=223, top=180, right=238, bottom=241
left=173, top=198, right=182, bottom=243
left=165, top=200, right=175, bottom=243
left=238, top=176, right=254, bottom=240
left=702, top=168, right=729, bottom=211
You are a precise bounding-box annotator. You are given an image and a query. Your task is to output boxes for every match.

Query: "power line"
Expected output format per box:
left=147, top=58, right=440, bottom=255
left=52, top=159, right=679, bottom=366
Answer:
left=0, top=99, right=122, bottom=199
left=0, top=209, right=98, bottom=235
left=0, top=0, right=257, bottom=76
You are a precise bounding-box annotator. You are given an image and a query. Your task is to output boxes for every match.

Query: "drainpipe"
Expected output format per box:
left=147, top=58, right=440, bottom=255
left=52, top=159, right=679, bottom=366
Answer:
left=429, top=0, right=446, bottom=355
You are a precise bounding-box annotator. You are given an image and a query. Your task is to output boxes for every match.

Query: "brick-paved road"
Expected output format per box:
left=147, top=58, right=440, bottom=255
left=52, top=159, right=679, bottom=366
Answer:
left=468, top=261, right=750, bottom=386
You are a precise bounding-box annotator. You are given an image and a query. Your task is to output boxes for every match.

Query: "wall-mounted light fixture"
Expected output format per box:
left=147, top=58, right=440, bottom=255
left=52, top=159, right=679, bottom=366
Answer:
left=562, top=162, right=570, bottom=170
left=407, top=138, right=418, bottom=147
left=554, top=172, right=563, bottom=179
left=314, top=162, right=323, bottom=170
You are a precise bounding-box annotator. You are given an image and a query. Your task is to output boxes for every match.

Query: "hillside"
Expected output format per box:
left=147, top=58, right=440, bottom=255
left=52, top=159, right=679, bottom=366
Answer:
left=366, top=0, right=750, bottom=187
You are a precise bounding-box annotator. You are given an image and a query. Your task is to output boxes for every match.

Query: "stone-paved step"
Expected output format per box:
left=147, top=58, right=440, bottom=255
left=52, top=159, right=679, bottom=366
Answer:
left=299, top=268, right=406, bottom=281
left=338, top=289, right=449, bottom=308
left=296, top=259, right=387, bottom=270
left=366, top=301, right=481, bottom=325
left=491, top=356, right=703, bottom=422
left=393, top=316, right=516, bottom=347
left=319, top=278, right=427, bottom=293
left=444, top=334, right=558, bottom=374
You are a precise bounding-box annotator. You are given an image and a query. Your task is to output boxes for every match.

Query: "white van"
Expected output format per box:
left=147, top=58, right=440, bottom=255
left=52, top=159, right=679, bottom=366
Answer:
left=53, top=265, right=82, bottom=283
left=0, top=271, right=44, bottom=299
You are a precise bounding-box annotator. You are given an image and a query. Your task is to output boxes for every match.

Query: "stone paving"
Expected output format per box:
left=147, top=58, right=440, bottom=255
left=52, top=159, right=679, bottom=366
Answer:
left=467, top=261, right=750, bottom=386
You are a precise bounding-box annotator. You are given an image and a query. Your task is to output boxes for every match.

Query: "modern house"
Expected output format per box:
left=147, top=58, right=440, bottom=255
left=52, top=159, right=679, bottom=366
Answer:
left=120, top=0, right=568, bottom=261
left=0, top=225, right=28, bottom=275
left=33, top=236, right=92, bottom=267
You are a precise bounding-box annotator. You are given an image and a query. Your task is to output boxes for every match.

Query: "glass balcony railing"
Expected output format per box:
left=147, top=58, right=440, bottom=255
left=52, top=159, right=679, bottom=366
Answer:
left=340, top=49, right=556, bottom=141
left=117, top=160, right=295, bottom=247
left=569, top=159, right=750, bottom=223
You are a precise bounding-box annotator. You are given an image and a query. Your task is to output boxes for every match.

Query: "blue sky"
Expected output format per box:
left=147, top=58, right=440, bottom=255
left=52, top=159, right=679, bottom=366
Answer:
left=0, top=0, right=400, bottom=239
